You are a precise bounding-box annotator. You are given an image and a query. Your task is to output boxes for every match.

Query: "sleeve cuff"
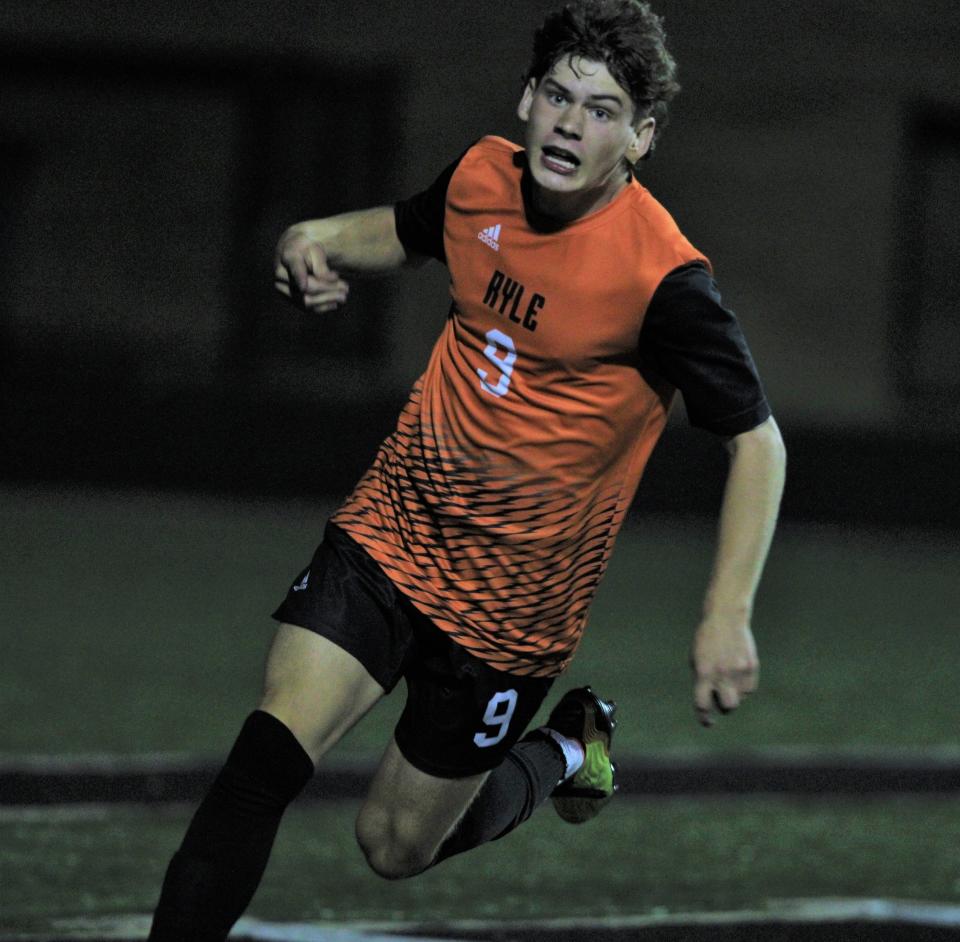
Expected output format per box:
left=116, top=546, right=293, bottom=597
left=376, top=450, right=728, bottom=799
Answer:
left=689, top=399, right=772, bottom=437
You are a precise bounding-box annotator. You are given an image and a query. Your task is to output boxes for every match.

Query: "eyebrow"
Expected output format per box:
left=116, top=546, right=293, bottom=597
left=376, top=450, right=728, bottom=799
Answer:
left=543, top=78, right=624, bottom=107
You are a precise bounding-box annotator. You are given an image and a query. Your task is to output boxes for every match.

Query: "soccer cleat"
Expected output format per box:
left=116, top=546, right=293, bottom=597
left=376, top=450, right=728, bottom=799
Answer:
left=547, top=686, right=618, bottom=824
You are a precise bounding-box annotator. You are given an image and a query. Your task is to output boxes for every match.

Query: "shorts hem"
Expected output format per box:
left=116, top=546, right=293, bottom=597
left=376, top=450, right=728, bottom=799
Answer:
left=394, top=730, right=503, bottom=779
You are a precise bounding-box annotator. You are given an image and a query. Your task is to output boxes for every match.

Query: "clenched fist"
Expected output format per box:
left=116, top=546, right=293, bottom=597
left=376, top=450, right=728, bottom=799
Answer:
left=274, top=229, right=350, bottom=314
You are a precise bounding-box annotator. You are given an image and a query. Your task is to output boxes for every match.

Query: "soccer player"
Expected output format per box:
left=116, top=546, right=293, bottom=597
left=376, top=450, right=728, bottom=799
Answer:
left=149, top=1, right=786, bottom=937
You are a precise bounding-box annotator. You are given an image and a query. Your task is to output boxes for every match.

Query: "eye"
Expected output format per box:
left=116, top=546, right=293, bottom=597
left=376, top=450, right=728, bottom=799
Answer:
left=549, top=92, right=568, bottom=105
left=591, top=108, right=611, bottom=121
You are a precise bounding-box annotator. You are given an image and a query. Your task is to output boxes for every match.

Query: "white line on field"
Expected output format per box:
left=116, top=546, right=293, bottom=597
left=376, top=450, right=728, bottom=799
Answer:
left=4, top=899, right=960, bottom=941
left=379, top=896, right=960, bottom=931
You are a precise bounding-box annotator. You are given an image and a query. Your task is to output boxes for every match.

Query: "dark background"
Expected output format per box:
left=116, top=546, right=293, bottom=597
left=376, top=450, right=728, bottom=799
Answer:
left=1, top=0, right=958, bottom=529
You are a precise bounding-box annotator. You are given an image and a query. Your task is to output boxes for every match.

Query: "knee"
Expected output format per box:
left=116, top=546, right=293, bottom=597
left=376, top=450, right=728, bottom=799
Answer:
left=355, top=804, right=435, bottom=880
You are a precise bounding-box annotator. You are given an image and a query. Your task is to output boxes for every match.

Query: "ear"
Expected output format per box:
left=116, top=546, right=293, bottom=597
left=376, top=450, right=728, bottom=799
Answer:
left=627, top=117, right=656, bottom=163
left=517, top=78, right=537, bottom=122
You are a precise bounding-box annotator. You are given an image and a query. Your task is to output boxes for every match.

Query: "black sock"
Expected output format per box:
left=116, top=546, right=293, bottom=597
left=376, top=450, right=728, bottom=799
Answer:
left=149, top=710, right=314, bottom=941
left=433, top=732, right=565, bottom=864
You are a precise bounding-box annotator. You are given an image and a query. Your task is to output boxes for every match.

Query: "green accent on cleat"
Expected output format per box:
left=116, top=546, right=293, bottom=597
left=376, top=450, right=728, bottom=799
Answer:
left=576, top=740, right=617, bottom=794
left=548, top=686, right=619, bottom=824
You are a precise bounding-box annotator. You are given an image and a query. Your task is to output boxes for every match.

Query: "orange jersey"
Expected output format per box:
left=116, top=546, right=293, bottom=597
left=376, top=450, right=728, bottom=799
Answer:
left=332, top=136, right=709, bottom=677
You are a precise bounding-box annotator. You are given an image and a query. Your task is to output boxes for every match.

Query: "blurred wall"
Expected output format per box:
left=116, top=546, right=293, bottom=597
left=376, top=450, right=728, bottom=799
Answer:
left=1, top=1, right=958, bottom=521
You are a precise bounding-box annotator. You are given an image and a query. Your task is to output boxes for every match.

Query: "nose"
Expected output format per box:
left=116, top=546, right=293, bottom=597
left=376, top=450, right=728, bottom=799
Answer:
left=554, top=105, right=583, bottom=140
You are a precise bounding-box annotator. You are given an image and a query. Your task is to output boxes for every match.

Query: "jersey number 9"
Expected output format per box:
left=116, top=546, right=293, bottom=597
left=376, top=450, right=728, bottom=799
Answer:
left=478, top=328, right=517, bottom=398
left=473, top=689, right=519, bottom=748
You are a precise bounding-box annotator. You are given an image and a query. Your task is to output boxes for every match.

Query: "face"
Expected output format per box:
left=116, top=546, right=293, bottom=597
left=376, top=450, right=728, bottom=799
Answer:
left=517, top=55, right=655, bottom=222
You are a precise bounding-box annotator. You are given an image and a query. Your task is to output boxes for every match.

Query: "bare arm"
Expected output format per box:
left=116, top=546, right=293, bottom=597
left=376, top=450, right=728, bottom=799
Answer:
left=690, top=415, right=787, bottom=727
left=273, top=206, right=409, bottom=313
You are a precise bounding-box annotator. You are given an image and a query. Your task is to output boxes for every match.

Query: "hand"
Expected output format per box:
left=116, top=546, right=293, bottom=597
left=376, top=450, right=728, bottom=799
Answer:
left=690, top=615, right=759, bottom=727
left=274, top=229, right=350, bottom=313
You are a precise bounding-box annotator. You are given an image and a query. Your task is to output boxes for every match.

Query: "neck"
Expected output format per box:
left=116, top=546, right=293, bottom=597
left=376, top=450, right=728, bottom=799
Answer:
left=521, top=160, right=631, bottom=228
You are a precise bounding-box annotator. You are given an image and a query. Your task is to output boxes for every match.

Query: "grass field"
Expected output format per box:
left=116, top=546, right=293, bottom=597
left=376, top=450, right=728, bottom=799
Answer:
left=4, top=797, right=960, bottom=929
left=1, top=485, right=957, bottom=757
left=1, top=485, right=958, bottom=934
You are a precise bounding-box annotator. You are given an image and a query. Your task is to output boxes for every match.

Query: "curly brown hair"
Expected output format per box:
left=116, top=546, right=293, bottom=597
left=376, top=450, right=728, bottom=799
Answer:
left=524, top=0, right=681, bottom=156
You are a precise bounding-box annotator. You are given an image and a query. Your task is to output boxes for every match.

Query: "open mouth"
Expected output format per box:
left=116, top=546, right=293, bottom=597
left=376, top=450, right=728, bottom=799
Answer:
left=541, top=145, right=581, bottom=174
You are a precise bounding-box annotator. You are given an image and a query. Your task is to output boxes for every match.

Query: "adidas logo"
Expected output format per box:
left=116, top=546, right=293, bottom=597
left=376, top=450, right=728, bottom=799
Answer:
left=478, top=224, right=501, bottom=251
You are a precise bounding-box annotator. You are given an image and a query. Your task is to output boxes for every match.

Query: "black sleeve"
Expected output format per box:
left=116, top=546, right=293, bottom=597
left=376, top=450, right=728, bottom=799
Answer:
left=639, top=262, right=772, bottom=436
left=392, top=150, right=468, bottom=265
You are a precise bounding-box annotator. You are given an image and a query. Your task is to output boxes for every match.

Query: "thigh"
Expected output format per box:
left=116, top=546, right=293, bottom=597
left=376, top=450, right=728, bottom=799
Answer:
left=356, top=736, right=490, bottom=876
left=259, top=623, right=384, bottom=765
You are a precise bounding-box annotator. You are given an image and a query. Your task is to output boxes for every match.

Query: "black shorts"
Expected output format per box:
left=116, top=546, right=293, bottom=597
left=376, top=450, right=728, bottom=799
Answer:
left=272, top=522, right=554, bottom=778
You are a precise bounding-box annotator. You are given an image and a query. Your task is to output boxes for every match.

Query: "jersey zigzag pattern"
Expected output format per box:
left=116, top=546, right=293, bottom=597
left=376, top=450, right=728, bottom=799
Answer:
left=334, top=384, right=627, bottom=676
